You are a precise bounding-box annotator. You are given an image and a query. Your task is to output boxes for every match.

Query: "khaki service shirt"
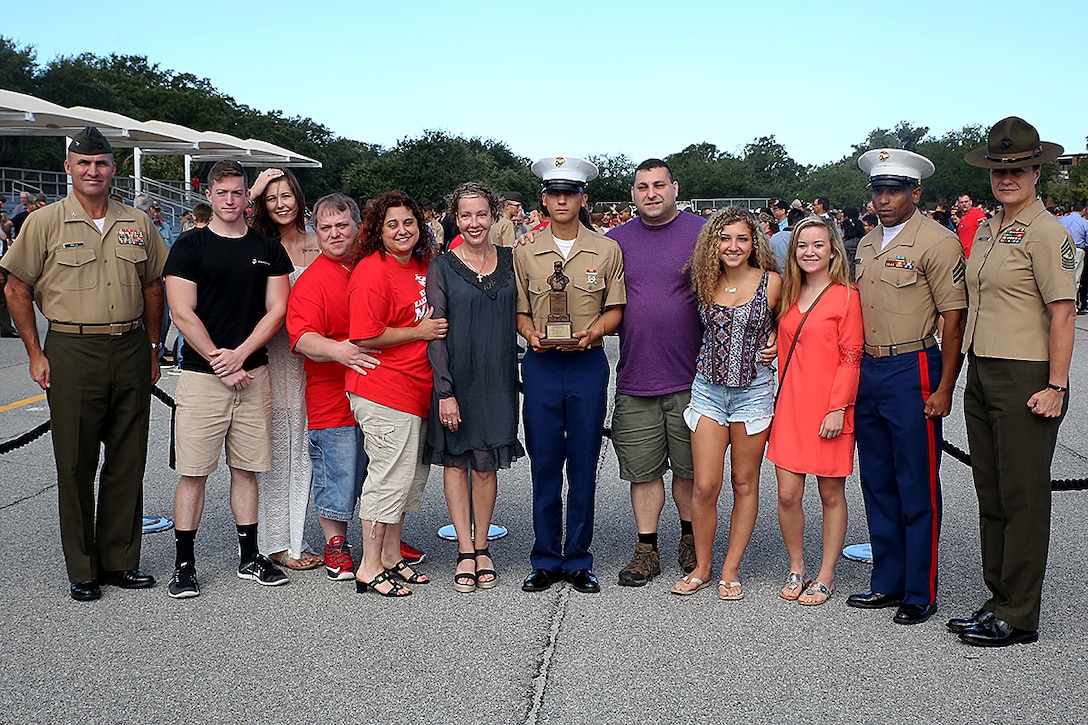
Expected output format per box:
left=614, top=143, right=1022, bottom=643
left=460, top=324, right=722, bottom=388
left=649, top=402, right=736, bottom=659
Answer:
left=854, top=210, right=966, bottom=347
left=514, top=224, right=626, bottom=346
left=962, top=200, right=1075, bottom=361
left=490, top=214, right=516, bottom=248
left=0, top=193, right=167, bottom=324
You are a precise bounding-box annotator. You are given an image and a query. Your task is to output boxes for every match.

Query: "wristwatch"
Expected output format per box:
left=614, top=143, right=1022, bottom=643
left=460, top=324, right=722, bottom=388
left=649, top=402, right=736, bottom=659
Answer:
left=1046, top=383, right=1067, bottom=393
left=150, top=342, right=161, bottom=350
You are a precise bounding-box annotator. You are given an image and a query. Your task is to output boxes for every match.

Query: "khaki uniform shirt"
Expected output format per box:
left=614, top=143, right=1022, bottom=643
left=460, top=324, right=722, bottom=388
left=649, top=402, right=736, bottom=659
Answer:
left=514, top=224, right=626, bottom=347
left=490, top=214, right=516, bottom=248
left=962, top=200, right=1075, bottom=361
left=0, top=193, right=167, bottom=324
left=854, top=210, right=966, bottom=347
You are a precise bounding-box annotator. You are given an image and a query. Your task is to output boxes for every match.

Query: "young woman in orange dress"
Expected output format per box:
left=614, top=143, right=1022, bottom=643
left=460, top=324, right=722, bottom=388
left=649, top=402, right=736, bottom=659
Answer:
left=767, top=216, right=863, bottom=605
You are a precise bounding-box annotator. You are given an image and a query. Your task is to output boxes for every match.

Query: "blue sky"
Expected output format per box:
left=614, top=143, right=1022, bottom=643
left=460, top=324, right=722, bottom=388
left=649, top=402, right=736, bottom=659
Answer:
left=5, top=0, right=1083, bottom=168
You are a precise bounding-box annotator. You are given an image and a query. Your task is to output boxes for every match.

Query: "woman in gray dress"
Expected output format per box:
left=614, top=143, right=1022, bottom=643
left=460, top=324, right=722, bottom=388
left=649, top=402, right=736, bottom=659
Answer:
left=425, top=181, right=524, bottom=593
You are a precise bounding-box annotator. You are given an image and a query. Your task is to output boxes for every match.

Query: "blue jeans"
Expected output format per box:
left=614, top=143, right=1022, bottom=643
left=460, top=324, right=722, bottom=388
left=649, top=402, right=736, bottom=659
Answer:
left=308, top=425, right=368, bottom=522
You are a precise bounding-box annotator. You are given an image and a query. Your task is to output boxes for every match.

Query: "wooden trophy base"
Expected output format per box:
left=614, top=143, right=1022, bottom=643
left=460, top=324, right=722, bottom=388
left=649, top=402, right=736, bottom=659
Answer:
left=540, top=320, right=576, bottom=347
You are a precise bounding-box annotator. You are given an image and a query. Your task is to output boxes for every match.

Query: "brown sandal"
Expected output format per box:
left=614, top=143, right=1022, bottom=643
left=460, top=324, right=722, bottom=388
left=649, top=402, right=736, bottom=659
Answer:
left=270, top=550, right=324, bottom=571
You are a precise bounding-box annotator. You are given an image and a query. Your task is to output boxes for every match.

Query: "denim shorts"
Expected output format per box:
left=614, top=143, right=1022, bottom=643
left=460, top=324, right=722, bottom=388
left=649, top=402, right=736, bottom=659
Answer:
left=308, top=425, right=368, bottom=522
left=683, top=366, right=776, bottom=436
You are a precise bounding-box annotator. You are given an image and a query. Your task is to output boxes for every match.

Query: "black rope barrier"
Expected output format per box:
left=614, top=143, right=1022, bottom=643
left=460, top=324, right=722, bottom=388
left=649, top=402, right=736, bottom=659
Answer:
left=941, top=439, right=1088, bottom=491
left=1, top=391, right=1085, bottom=491
left=151, top=385, right=176, bottom=409
left=0, top=420, right=51, bottom=454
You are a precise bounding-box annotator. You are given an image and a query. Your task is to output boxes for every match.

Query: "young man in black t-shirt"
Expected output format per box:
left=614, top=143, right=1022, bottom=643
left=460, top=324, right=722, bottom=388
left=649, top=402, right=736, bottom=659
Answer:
left=163, top=160, right=293, bottom=598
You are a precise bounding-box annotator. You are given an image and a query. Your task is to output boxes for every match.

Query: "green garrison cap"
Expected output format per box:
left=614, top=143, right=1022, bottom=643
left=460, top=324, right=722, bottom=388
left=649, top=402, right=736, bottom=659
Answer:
left=68, top=126, right=113, bottom=155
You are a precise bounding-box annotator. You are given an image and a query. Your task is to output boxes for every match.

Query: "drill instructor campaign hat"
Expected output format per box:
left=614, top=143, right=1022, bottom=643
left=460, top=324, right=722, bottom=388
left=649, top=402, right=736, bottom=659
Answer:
left=965, top=116, right=1063, bottom=169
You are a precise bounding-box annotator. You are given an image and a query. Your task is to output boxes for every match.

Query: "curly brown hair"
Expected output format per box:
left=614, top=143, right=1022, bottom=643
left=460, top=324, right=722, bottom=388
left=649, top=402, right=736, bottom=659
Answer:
left=689, top=206, right=778, bottom=307
left=358, top=191, right=436, bottom=261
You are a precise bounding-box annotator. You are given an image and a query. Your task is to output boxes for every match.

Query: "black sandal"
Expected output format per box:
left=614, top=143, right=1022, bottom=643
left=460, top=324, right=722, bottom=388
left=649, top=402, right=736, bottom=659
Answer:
left=390, top=558, right=430, bottom=584
left=475, top=547, right=497, bottom=590
left=453, top=552, right=476, bottom=593
left=355, top=568, right=410, bottom=597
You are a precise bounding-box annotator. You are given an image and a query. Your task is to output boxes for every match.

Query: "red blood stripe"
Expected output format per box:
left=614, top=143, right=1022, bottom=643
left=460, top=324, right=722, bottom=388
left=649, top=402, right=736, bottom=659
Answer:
left=917, top=350, right=938, bottom=602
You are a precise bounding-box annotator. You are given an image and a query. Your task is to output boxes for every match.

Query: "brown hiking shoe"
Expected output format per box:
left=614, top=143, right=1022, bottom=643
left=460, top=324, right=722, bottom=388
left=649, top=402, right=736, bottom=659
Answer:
left=618, top=542, right=661, bottom=587
left=678, top=533, right=696, bottom=574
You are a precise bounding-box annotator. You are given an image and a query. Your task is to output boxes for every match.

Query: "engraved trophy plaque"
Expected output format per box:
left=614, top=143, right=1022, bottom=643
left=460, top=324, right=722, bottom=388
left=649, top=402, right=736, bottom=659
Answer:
left=541, top=261, right=577, bottom=346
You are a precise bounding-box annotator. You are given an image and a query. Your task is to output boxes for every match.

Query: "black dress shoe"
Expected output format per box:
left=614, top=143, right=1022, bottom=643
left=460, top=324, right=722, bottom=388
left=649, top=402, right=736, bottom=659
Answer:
left=568, top=569, right=600, bottom=593
left=947, top=608, right=994, bottom=634
left=522, top=568, right=561, bottom=592
left=100, top=569, right=156, bottom=589
left=894, top=602, right=937, bottom=625
left=846, top=591, right=903, bottom=609
left=70, top=580, right=101, bottom=601
left=959, top=616, right=1038, bottom=647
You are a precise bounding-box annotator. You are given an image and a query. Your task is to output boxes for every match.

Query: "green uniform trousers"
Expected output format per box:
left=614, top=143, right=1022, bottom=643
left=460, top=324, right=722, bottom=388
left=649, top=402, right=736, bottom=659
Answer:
left=963, top=353, right=1065, bottom=631
left=44, top=328, right=151, bottom=583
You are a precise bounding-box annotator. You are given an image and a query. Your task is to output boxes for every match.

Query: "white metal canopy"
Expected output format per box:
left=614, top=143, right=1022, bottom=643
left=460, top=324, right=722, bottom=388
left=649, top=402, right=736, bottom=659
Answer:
left=0, top=88, right=322, bottom=194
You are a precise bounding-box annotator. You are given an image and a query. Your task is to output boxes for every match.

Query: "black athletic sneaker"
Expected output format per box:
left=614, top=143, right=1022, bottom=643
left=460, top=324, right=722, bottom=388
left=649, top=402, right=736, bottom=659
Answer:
left=238, top=554, right=289, bottom=586
left=168, top=563, right=200, bottom=599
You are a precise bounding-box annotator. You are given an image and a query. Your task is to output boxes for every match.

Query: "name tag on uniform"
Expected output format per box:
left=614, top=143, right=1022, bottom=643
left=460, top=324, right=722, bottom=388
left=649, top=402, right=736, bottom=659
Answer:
left=884, top=256, right=915, bottom=270
left=997, top=227, right=1026, bottom=244
left=63, top=242, right=84, bottom=248
left=117, top=229, right=145, bottom=246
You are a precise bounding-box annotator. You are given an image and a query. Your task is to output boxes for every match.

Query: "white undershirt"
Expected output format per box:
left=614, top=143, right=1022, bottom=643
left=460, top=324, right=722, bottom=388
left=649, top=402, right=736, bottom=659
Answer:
left=553, top=235, right=576, bottom=258
left=880, top=220, right=907, bottom=251
left=93, top=217, right=106, bottom=233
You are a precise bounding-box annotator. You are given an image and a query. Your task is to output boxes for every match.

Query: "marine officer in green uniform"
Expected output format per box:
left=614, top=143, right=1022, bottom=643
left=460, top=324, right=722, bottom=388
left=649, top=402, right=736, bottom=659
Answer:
left=1, top=127, right=168, bottom=601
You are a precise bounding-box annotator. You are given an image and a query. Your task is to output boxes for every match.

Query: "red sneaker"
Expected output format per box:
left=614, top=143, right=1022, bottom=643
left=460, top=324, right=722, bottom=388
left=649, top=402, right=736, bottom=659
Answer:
left=324, top=536, right=355, bottom=581
left=400, top=540, right=425, bottom=565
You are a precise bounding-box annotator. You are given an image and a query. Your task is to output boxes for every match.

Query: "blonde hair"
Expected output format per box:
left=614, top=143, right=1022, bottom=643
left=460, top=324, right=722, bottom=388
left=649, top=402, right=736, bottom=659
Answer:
left=778, top=215, right=852, bottom=319
left=689, top=206, right=779, bottom=308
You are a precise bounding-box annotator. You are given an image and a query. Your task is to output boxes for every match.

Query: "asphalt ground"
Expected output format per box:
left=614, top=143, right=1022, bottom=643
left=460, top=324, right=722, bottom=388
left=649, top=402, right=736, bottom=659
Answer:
left=2, top=312, right=1087, bottom=725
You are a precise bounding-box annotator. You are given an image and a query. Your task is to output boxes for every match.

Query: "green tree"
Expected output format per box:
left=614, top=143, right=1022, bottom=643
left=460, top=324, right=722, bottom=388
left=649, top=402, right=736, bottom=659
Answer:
left=797, top=158, right=870, bottom=210
left=852, top=121, right=931, bottom=154
left=0, top=39, right=55, bottom=170
left=340, top=130, right=538, bottom=207
left=586, top=152, right=635, bottom=205
left=0, top=36, right=37, bottom=93
left=915, top=125, right=990, bottom=206
left=739, top=135, right=806, bottom=198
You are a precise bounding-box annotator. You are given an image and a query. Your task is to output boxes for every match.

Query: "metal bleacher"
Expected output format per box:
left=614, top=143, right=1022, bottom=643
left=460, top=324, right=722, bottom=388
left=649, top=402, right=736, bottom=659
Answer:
left=1, top=166, right=198, bottom=237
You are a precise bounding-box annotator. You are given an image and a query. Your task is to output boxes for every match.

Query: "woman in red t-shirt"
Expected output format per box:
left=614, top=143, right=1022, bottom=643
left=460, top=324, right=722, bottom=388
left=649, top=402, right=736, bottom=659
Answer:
left=347, top=191, right=445, bottom=597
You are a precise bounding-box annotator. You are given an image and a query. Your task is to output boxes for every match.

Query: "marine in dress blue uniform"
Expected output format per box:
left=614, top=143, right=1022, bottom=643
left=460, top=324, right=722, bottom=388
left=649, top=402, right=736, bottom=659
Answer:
left=514, top=156, right=626, bottom=593
left=848, top=149, right=967, bottom=625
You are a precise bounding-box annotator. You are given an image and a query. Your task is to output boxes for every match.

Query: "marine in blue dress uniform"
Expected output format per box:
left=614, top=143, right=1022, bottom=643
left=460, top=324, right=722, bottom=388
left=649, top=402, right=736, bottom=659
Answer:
left=514, top=156, right=626, bottom=594
left=848, top=149, right=967, bottom=625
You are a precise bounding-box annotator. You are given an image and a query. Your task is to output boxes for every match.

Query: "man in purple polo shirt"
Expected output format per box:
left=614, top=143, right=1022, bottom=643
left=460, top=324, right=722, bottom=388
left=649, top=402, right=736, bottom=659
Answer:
left=606, top=158, right=705, bottom=586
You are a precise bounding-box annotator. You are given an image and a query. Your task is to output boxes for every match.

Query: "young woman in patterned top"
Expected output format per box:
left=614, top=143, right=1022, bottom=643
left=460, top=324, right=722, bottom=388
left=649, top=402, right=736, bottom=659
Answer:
left=671, top=207, right=781, bottom=599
